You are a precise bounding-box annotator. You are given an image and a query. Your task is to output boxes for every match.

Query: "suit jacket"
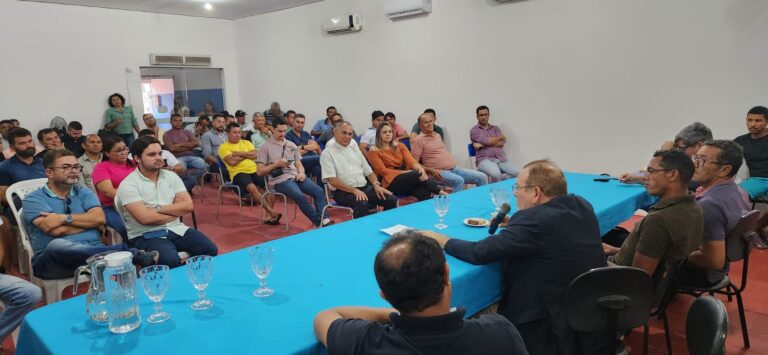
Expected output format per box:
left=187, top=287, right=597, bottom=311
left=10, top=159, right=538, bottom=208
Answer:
left=445, top=194, right=607, bottom=355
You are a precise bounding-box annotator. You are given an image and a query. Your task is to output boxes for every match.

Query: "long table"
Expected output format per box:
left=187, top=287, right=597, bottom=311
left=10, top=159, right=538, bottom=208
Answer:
left=16, top=172, right=652, bottom=354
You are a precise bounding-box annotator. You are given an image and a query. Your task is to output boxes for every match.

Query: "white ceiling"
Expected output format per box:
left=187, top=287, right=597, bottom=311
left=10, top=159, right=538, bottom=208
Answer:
left=17, top=0, right=324, bottom=20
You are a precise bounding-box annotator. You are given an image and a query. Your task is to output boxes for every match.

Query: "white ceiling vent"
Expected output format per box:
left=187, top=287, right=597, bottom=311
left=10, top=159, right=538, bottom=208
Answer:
left=149, top=54, right=212, bottom=66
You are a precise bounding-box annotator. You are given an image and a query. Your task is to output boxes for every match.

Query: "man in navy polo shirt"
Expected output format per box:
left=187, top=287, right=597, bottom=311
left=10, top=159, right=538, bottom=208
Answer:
left=314, top=231, right=528, bottom=354
left=22, top=149, right=157, bottom=279
left=286, top=113, right=322, bottom=181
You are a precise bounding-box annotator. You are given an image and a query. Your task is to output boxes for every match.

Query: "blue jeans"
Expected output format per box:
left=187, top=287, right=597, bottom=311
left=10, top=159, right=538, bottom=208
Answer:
left=118, top=133, right=135, bottom=148
left=439, top=167, right=488, bottom=192
left=300, top=155, right=322, bottom=181
left=0, top=274, right=41, bottom=340
left=477, top=159, right=520, bottom=181
left=32, top=238, right=130, bottom=279
left=104, top=206, right=127, bottom=241
left=128, top=228, right=218, bottom=268
left=274, top=178, right=327, bottom=226
left=739, top=177, right=768, bottom=199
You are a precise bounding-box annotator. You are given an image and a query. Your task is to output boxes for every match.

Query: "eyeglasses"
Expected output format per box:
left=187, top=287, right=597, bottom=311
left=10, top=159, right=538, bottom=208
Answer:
left=51, top=164, right=83, bottom=172
left=645, top=167, right=672, bottom=174
left=111, top=147, right=128, bottom=154
left=514, top=184, right=538, bottom=191
left=692, top=155, right=725, bottom=167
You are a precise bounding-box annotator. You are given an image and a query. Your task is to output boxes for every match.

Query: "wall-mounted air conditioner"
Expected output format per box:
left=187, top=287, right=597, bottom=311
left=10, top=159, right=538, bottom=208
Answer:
left=495, top=0, right=529, bottom=3
left=149, top=54, right=212, bottom=66
left=322, top=14, right=362, bottom=34
left=385, top=0, right=431, bottom=19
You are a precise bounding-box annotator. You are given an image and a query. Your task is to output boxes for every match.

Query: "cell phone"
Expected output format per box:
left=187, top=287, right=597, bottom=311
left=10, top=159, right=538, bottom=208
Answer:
left=593, top=177, right=611, bottom=182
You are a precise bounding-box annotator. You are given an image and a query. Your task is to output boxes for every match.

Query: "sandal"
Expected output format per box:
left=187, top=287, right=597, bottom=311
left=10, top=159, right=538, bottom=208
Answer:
left=265, top=213, right=282, bottom=226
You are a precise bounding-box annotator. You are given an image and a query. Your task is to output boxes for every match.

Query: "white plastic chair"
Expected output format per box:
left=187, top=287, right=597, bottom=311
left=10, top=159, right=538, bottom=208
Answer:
left=5, top=178, right=89, bottom=304
left=320, top=183, right=354, bottom=227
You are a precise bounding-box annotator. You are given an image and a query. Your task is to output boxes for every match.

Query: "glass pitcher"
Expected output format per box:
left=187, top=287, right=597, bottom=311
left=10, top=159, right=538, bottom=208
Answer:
left=73, top=251, right=116, bottom=324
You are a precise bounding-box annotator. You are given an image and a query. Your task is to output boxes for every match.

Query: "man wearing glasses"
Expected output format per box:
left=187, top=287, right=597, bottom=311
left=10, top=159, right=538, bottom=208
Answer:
left=420, top=160, right=608, bottom=354
left=604, top=150, right=702, bottom=277
left=22, top=150, right=157, bottom=280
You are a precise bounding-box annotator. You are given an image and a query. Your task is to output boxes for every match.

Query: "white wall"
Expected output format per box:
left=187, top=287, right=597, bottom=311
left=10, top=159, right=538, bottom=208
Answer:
left=233, top=0, right=768, bottom=174
left=0, top=0, right=240, bottom=138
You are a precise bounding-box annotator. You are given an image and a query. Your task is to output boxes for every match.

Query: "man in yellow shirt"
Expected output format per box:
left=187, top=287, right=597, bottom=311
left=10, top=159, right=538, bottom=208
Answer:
left=218, top=123, right=280, bottom=224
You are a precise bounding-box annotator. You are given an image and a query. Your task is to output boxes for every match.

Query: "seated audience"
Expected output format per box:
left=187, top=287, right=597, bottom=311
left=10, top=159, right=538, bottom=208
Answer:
left=263, top=102, right=285, bottom=126
left=134, top=129, right=190, bottom=188
left=368, top=122, right=444, bottom=201
left=679, top=140, right=750, bottom=286
left=412, top=113, right=487, bottom=191
left=200, top=114, right=227, bottom=174
left=0, top=128, right=46, bottom=225
left=734, top=106, right=768, bottom=199
left=142, top=113, right=167, bottom=145
left=384, top=112, right=409, bottom=142
left=410, top=108, right=445, bottom=140
left=218, top=123, right=280, bottom=224
left=35, top=128, right=63, bottom=159
left=199, top=101, right=216, bottom=118
left=249, top=113, right=273, bottom=150
left=23, top=149, right=158, bottom=279
left=311, top=106, right=337, bottom=138
left=314, top=231, right=528, bottom=354
left=163, top=114, right=205, bottom=187
left=61, top=121, right=85, bottom=157
left=422, top=160, right=608, bottom=354
left=103, top=93, right=139, bottom=147
left=317, top=113, right=353, bottom=147
left=604, top=150, right=703, bottom=278
left=256, top=121, right=329, bottom=227
left=186, top=115, right=210, bottom=138
left=117, top=137, right=218, bottom=267
left=173, top=96, right=189, bottom=117
left=235, top=110, right=252, bottom=132
left=620, top=122, right=712, bottom=187
left=358, top=111, right=385, bottom=152
left=320, top=122, right=397, bottom=218
left=77, top=134, right=103, bottom=192
left=0, top=120, right=11, bottom=153
left=283, top=110, right=296, bottom=127
left=93, top=136, right=135, bottom=240
left=471, top=105, right=519, bottom=181
left=285, top=113, right=322, bottom=181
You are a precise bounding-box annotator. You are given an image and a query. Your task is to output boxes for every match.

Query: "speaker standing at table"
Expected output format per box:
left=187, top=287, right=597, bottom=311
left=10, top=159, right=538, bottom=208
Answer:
left=314, top=231, right=529, bottom=354
left=422, top=160, right=610, bottom=355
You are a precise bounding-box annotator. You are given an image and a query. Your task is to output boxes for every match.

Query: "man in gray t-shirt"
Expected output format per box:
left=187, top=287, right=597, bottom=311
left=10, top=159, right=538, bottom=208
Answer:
left=679, top=140, right=750, bottom=287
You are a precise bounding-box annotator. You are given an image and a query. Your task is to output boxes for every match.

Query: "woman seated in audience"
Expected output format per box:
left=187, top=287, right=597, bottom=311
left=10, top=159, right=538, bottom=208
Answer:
left=92, top=136, right=136, bottom=240
left=367, top=122, right=444, bottom=201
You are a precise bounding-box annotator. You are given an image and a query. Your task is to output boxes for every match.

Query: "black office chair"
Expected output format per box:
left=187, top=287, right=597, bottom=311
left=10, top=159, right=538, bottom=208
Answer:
left=644, top=258, right=686, bottom=355
left=679, top=210, right=760, bottom=349
left=686, top=296, right=728, bottom=355
left=565, top=266, right=653, bottom=355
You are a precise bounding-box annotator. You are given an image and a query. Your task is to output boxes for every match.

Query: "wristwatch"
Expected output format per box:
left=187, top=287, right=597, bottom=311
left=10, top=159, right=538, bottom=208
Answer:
left=64, top=214, right=74, bottom=224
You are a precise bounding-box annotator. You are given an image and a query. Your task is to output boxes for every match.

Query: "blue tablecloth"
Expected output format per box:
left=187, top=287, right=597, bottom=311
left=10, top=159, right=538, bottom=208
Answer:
left=16, top=172, right=652, bottom=355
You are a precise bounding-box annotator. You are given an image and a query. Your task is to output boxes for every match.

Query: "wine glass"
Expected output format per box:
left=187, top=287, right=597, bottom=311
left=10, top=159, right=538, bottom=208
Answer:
left=249, top=246, right=274, bottom=297
left=187, top=255, right=214, bottom=310
left=490, top=187, right=510, bottom=216
left=433, top=195, right=450, bottom=230
left=140, top=265, right=171, bottom=323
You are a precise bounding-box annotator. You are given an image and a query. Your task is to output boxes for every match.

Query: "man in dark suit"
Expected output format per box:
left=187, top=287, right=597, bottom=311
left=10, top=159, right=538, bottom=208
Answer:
left=423, top=159, right=609, bottom=355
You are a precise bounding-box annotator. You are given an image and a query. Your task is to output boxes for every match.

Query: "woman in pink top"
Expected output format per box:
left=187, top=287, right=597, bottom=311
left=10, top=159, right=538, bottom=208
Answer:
left=92, top=136, right=136, bottom=239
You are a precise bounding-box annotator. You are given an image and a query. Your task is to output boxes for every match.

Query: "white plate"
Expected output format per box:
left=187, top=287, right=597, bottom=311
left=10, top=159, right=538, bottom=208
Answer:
left=463, top=218, right=489, bottom=227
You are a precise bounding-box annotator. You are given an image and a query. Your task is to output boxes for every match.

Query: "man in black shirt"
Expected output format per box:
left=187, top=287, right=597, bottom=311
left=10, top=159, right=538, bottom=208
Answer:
left=734, top=106, right=768, bottom=199
left=61, top=121, right=86, bottom=157
left=314, top=231, right=528, bottom=355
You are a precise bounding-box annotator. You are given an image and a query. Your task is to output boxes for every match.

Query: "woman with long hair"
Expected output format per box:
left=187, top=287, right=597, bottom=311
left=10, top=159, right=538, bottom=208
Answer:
left=92, top=136, right=136, bottom=240
left=367, top=122, right=444, bottom=201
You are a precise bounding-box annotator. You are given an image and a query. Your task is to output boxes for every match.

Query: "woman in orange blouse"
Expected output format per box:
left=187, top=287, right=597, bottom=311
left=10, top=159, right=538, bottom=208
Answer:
left=367, top=123, right=444, bottom=201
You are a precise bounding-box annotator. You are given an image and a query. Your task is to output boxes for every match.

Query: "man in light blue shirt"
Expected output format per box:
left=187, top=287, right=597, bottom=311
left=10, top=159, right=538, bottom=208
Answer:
left=23, top=149, right=157, bottom=279
left=311, top=106, right=337, bottom=138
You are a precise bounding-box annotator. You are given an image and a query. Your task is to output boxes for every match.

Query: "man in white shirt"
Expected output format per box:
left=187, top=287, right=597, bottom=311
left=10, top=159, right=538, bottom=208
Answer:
left=320, top=122, right=397, bottom=218
left=358, top=111, right=385, bottom=152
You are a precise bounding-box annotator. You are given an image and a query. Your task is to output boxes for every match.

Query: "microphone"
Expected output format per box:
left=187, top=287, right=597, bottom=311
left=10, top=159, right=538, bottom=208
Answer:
left=488, top=203, right=511, bottom=235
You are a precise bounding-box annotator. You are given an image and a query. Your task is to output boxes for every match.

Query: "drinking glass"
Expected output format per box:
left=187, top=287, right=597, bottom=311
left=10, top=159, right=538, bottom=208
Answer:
left=490, top=187, right=510, bottom=216
left=140, top=265, right=171, bottom=323
left=249, top=246, right=274, bottom=297
left=187, top=255, right=214, bottom=310
left=433, top=195, right=450, bottom=230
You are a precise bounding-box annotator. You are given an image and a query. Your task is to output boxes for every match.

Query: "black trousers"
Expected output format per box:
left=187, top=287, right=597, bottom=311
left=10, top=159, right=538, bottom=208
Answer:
left=387, top=170, right=442, bottom=201
left=333, top=184, right=398, bottom=218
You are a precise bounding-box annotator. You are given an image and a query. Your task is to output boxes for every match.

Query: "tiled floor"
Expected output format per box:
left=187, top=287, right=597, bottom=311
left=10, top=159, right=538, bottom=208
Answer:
left=5, top=185, right=767, bottom=354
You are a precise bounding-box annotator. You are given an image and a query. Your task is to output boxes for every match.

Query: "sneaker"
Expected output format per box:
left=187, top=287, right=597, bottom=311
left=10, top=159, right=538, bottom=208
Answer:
left=265, top=213, right=282, bottom=226
left=321, top=218, right=334, bottom=227
left=135, top=250, right=160, bottom=267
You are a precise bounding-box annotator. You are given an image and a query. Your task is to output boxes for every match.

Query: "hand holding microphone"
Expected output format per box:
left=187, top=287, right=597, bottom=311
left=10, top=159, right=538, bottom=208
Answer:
left=489, top=203, right=511, bottom=234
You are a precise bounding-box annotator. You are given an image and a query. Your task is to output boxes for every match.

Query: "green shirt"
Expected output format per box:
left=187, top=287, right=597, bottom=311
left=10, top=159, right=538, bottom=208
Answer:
left=116, top=169, right=189, bottom=239
left=103, top=106, right=138, bottom=134
left=411, top=122, right=445, bottom=138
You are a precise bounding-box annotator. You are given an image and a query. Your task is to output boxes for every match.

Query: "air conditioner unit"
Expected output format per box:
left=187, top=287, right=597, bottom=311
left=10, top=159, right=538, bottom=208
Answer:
left=385, top=0, right=431, bottom=19
left=322, top=14, right=362, bottom=34
left=495, top=0, right=529, bottom=3
left=149, top=54, right=212, bottom=66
